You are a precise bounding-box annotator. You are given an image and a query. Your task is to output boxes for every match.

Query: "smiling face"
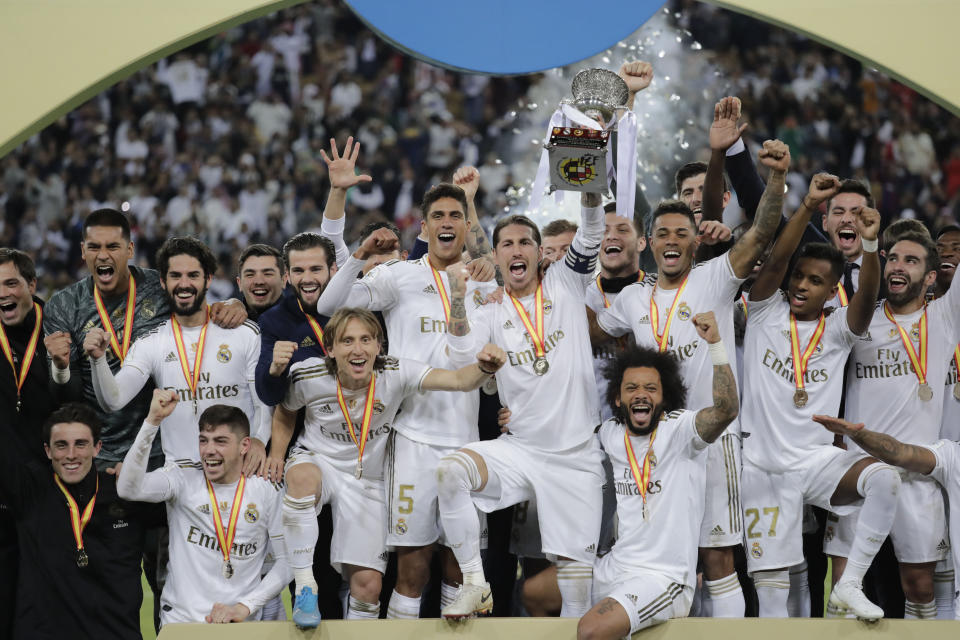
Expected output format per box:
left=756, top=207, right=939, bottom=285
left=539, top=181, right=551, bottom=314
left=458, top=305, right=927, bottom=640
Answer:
left=0, top=261, right=37, bottom=326
left=601, top=212, right=643, bottom=277
left=45, top=422, right=101, bottom=484
left=81, top=226, right=134, bottom=295
left=163, top=254, right=211, bottom=317
left=494, top=223, right=542, bottom=295
left=424, top=197, right=469, bottom=265
left=542, top=231, right=575, bottom=263
left=678, top=173, right=731, bottom=227
left=885, top=239, right=936, bottom=307
left=287, top=247, right=333, bottom=310
left=822, top=192, right=867, bottom=260
left=331, top=317, right=382, bottom=388
left=786, top=257, right=839, bottom=318
left=199, top=424, right=249, bottom=483
left=936, top=230, right=960, bottom=290
left=649, top=213, right=697, bottom=280
left=615, top=366, right=664, bottom=435
left=238, top=255, right=284, bottom=313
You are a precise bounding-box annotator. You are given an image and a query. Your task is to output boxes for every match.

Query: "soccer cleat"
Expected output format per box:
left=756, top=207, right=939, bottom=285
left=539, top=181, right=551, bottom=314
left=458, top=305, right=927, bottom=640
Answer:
left=441, top=582, right=494, bottom=620
left=829, top=579, right=884, bottom=621
left=292, top=586, right=322, bottom=628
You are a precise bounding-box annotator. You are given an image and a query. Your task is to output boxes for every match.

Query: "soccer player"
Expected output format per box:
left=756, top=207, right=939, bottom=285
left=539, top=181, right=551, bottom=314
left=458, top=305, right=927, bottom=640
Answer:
left=276, top=308, right=506, bottom=626
left=87, top=237, right=269, bottom=473
left=820, top=179, right=875, bottom=309
left=236, top=244, right=285, bottom=319
left=439, top=191, right=604, bottom=619
left=591, top=140, right=797, bottom=617
left=936, top=224, right=960, bottom=442
left=826, top=228, right=960, bottom=619
left=314, top=168, right=497, bottom=620
left=118, top=390, right=290, bottom=624
left=738, top=171, right=898, bottom=620
left=542, top=219, right=578, bottom=263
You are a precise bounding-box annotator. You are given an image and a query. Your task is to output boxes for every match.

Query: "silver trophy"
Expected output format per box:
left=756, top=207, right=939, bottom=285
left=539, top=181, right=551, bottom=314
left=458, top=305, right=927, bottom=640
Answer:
left=566, top=68, right=630, bottom=126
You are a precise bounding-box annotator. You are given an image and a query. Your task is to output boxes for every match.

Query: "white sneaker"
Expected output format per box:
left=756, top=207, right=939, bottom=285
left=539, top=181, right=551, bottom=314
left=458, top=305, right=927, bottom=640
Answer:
left=829, top=579, right=884, bottom=621
left=441, top=582, right=493, bottom=619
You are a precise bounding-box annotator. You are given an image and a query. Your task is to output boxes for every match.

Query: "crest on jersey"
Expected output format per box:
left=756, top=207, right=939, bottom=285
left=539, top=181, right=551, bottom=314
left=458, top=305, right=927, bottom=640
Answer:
left=244, top=503, right=259, bottom=524
left=197, top=504, right=211, bottom=515
left=473, top=289, right=486, bottom=307
left=373, top=400, right=385, bottom=415
left=542, top=299, right=553, bottom=315
left=217, top=344, right=232, bottom=363
left=141, top=298, right=156, bottom=319
left=676, top=303, right=692, bottom=321
left=395, top=518, right=408, bottom=535
left=910, top=322, right=920, bottom=342
left=751, top=542, right=763, bottom=559
left=647, top=452, right=657, bottom=469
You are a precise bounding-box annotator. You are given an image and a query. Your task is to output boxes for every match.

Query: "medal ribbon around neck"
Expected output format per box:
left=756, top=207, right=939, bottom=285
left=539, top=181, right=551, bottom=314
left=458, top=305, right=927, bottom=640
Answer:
left=296, top=299, right=327, bottom=356
left=883, top=302, right=928, bottom=387
left=623, top=427, right=657, bottom=515
left=0, top=302, right=42, bottom=398
left=739, top=293, right=748, bottom=322
left=93, top=276, right=136, bottom=362
left=596, top=270, right=645, bottom=309
left=336, top=373, right=377, bottom=471
left=170, top=307, right=210, bottom=403
left=426, top=257, right=452, bottom=323
left=205, top=475, right=246, bottom=570
left=789, top=312, right=826, bottom=395
left=835, top=286, right=849, bottom=308
left=508, top=283, right=546, bottom=362
left=54, top=472, right=98, bottom=560
left=954, top=344, right=960, bottom=381
left=649, top=273, right=690, bottom=352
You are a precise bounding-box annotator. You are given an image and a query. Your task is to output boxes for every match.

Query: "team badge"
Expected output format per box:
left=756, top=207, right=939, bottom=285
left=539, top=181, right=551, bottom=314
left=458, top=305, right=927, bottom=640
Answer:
left=197, top=504, right=211, bottom=515
left=473, top=289, right=486, bottom=307
left=647, top=452, right=657, bottom=469
left=141, top=298, right=156, bottom=319
left=542, top=299, right=553, bottom=315
left=217, top=344, right=232, bottom=363
left=244, top=503, right=259, bottom=524
left=373, top=400, right=385, bottom=415
left=910, top=322, right=920, bottom=342
left=751, top=542, right=763, bottom=559
left=676, top=302, right=692, bottom=321
left=395, top=518, right=407, bottom=535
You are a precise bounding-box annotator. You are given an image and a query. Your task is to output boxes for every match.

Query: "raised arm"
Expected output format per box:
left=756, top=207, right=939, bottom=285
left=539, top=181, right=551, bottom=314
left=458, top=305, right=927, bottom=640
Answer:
left=750, top=173, right=841, bottom=301
left=314, top=227, right=399, bottom=316
left=116, top=390, right=180, bottom=502
left=562, top=192, right=604, bottom=283
left=453, top=166, right=493, bottom=260
left=422, top=343, right=506, bottom=392
left=701, top=97, right=749, bottom=224
left=319, top=136, right=372, bottom=267
left=86, top=328, right=150, bottom=411
left=846, top=207, right=881, bottom=335
left=618, top=61, right=653, bottom=112
left=727, top=140, right=790, bottom=279
left=813, top=415, right=935, bottom=474
left=692, top=312, right=739, bottom=443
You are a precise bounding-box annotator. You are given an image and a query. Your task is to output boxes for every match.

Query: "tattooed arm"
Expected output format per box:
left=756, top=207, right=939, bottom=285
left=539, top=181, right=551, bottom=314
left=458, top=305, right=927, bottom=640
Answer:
left=453, top=166, right=494, bottom=259
left=692, top=312, right=739, bottom=443
left=445, top=262, right=470, bottom=337
left=812, top=415, right=936, bottom=474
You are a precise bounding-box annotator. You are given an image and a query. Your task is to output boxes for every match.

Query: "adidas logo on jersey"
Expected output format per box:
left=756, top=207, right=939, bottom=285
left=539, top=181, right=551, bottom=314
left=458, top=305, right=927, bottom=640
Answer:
left=503, top=320, right=515, bottom=329
left=318, top=404, right=333, bottom=414
left=938, top=539, right=950, bottom=552
left=300, top=336, right=316, bottom=347
left=626, top=593, right=638, bottom=604
left=423, top=285, right=437, bottom=294
left=165, top=351, right=178, bottom=362
left=711, top=525, right=725, bottom=536
left=637, top=315, right=650, bottom=325
left=584, top=543, right=596, bottom=555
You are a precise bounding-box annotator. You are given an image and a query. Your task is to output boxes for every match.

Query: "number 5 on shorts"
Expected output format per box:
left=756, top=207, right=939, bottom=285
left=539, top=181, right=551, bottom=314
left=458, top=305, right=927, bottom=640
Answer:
left=397, top=484, right=414, bottom=514
left=744, top=506, right=780, bottom=538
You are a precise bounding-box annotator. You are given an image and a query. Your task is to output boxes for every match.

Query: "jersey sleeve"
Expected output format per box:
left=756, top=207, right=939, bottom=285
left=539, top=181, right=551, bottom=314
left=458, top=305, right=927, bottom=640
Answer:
left=744, top=289, right=785, bottom=326
left=320, top=213, right=349, bottom=268
left=556, top=204, right=603, bottom=290
left=678, top=410, right=711, bottom=457
left=281, top=362, right=311, bottom=412
left=706, top=253, right=747, bottom=303
left=826, top=304, right=859, bottom=348
left=314, top=255, right=377, bottom=316
left=596, top=285, right=635, bottom=337
left=123, top=331, right=158, bottom=377
left=399, top=358, right=434, bottom=396
left=356, top=260, right=402, bottom=311
left=924, top=439, right=956, bottom=487
left=254, top=315, right=286, bottom=406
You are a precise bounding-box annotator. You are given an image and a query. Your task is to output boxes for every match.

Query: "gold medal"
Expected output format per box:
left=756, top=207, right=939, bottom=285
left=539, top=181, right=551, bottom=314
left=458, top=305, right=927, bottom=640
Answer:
left=508, top=284, right=549, bottom=376
left=533, top=356, right=549, bottom=376
left=336, top=374, right=377, bottom=479
left=623, top=428, right=658, bottom=521
left=53, top=472, right=98, bottom=570
left=793, top=389, right=808, bottom=408
left=206, top=476, right=246, bottom=582
left=788, top=312, right=825, bottom=410
left=649, top=274, right=690, bottom=352
left=171, top=308, right=210, bottom=415
left=93, top=275, right=137, bottom=363
left=918, top=383, right=934, bottom=402
left=884, top=303, right=930, bottom=404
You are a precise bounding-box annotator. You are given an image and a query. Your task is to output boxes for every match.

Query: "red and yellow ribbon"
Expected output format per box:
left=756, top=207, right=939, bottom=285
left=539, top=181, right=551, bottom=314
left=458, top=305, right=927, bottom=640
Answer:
left=883, top=302, right=928, bottom=386
left=624, top=428, right=657, bottom=514
left=336, top=373, right=377, bottom=471
left=596, top=270, right=645, bottom=309
left=789, top=312, right=826, bottom=392
left=739, top=293, right=749, bottom=322
left=508, top=283, right=546, bottom=360
left=205, top=476, right=246, bottom=568
left=954, top=344, right=960, bottom=381
left=426, top=257, right=452, bottom=323
left=170, top=307, right=210, bottom=401
left=54, top=472, right=98, bottom=559
left=0, top=302, right=42, bottom=402
left=649, top=274, right=690, bottom=352
left=297, top=299, right=327, bottom=356
left=93, top=276, right=137, bottom=362
left=834, top=286, right=849, bottom=308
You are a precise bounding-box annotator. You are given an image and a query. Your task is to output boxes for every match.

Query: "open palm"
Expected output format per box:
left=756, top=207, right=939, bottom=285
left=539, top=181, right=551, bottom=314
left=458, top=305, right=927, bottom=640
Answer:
left=320, top=136, right=372, bottom=189
left=709, top=97, right=748, bottom=151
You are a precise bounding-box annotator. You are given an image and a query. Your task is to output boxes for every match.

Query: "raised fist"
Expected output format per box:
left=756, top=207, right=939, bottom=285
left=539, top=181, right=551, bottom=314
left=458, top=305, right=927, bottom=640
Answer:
left=757, top=139, right=791, bottom=173
left=618, top=61, right=653, bottom=94
left=692, top=311, right=721, bottom=344
left=452, top=166, right=480, bottom=201
left=855, top=207, right=881, bottom=242
left=147, top=388, right=179, bottom=423
left=83, top=327, right=111, bottom=360
left=269, top=341, right=299, bottom=377
left=477, top=343, right=507, bottom=374
left=44, top=331, right=72, bottom=370
left=806, top=172, right=841, bottom=206
left=353, top=227, right=399, bottom=260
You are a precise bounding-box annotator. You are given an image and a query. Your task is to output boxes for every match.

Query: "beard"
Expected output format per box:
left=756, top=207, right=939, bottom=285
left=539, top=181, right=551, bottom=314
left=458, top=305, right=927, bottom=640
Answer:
left=615, top=402, right=663, bottom=437
left=885, top=276, right=925, bottom=306
left=165, top=282, right=209, bottom=316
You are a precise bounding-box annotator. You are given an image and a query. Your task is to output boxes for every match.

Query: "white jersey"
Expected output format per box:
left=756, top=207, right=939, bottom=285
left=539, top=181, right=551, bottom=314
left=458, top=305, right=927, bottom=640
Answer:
left=158, top=462, right=284, bottom=624
left=282, top=356, right=433, bottom=479
left=943, top=349, right=960, bottom=441
left=586, top=273, right=643, bottom=421
left=107, top=319, right=267, bottom=463
left=599, top=411, right=709, bottom=588
left=597, top=255, right=744, bottom=434
left=844, top=286, right=960, bottom=446
left=925, top=440, right=960, bottom=611
left=316, top=254, right=494, bottom=447
left=740, top=291, right=858, bottom=473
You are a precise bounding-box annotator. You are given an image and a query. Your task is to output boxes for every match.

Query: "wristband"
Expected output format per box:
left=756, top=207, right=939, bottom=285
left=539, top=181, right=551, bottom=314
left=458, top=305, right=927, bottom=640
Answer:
left=861, top=237, right=878, bottom=253
left=708, top=341, right=729, bottom=366
left=477, top=363, right=498, bottom=375
left=802, top=197, right=820, bottom=211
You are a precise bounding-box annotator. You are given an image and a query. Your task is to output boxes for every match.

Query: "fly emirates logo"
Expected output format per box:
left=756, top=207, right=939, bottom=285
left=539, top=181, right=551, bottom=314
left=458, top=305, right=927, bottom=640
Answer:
left=760, top=348, right=830, bottom=384
left=164, top=371, right=240, bottom=402
left=507, top=329, right=565, bottom=367
left=854, top=348, right=922, bottom=380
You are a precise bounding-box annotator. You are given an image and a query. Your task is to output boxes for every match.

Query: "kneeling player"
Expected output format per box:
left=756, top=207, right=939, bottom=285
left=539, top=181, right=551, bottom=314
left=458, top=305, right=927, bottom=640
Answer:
left=275, top=308, right=505, bottom=627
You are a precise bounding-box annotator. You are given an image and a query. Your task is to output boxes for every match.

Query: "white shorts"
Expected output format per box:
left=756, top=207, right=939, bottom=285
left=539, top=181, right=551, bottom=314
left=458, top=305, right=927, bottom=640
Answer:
left=286, top=446, right=388, bottom=575
left=593, top=555, right=693, bottom=635
left=823, top=473, right=948, bottom=564
left=385, top=431, right=488, bottom=549
left=465, top=434, right=604, bottom=564
left=741, top=447, right=868, bottom=573
left=700, top=433, right=743, bottom=548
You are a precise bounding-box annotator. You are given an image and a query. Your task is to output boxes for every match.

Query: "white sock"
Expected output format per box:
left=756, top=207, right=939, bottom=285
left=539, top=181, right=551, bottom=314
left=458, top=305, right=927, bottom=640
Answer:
left=347, top=594, right=380, bottom=619
left=386, top=590, right=420, bottom=619
left=282, top=495, right=318, bottom=592
left=704, top=573, right=744, bottom=617
left=440, top=581, right=459, bottom=609
left=844, top=464, right=900, bottom=584
left=753, top=570, right=790, bottom=618
left=556, top=560, right=593, bottom=617
left=259, top=594, right=286, bottom=621
left=934, top=568, right=955, bottom=619
left=339, top=581, right=350, bottom=618
left=787, top=561, right=810, bottom=618
left=437, top=452, right=485, bottom=579
left=904, top=599, right=937, bottom=619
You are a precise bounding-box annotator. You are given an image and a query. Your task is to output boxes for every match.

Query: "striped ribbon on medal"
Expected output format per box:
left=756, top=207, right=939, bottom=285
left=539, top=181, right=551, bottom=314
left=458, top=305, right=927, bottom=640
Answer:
left=834, top=286, right=849, bottom=308
left=205, top=476, right=246, bottom=570
left=0, top=302, right=42, bottom=400
left=296, top=299, right=327, bottom=356
left=954, top=345, right=960, bottom=380
left=508, top=283, right=546, bottom=360
left=789, top=312, right=825, bottom=394
left=883, top=302, right=928, bottom=386
left=93, top=276, right=136, bottom=362
left=596, top=270, right=645, bottom=309
left=649, top=274, right=690, bottom=352
left=624, top=427, right=657, bottom=518
left=170, top=307, right=210, bottom=402
left=426, top=257, right=452, bottom=323
left=336, top=373, right=377, bottom=471
left=53, top=472, right=98, bottom=560
left=739, top=293, right=749, bottom=322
